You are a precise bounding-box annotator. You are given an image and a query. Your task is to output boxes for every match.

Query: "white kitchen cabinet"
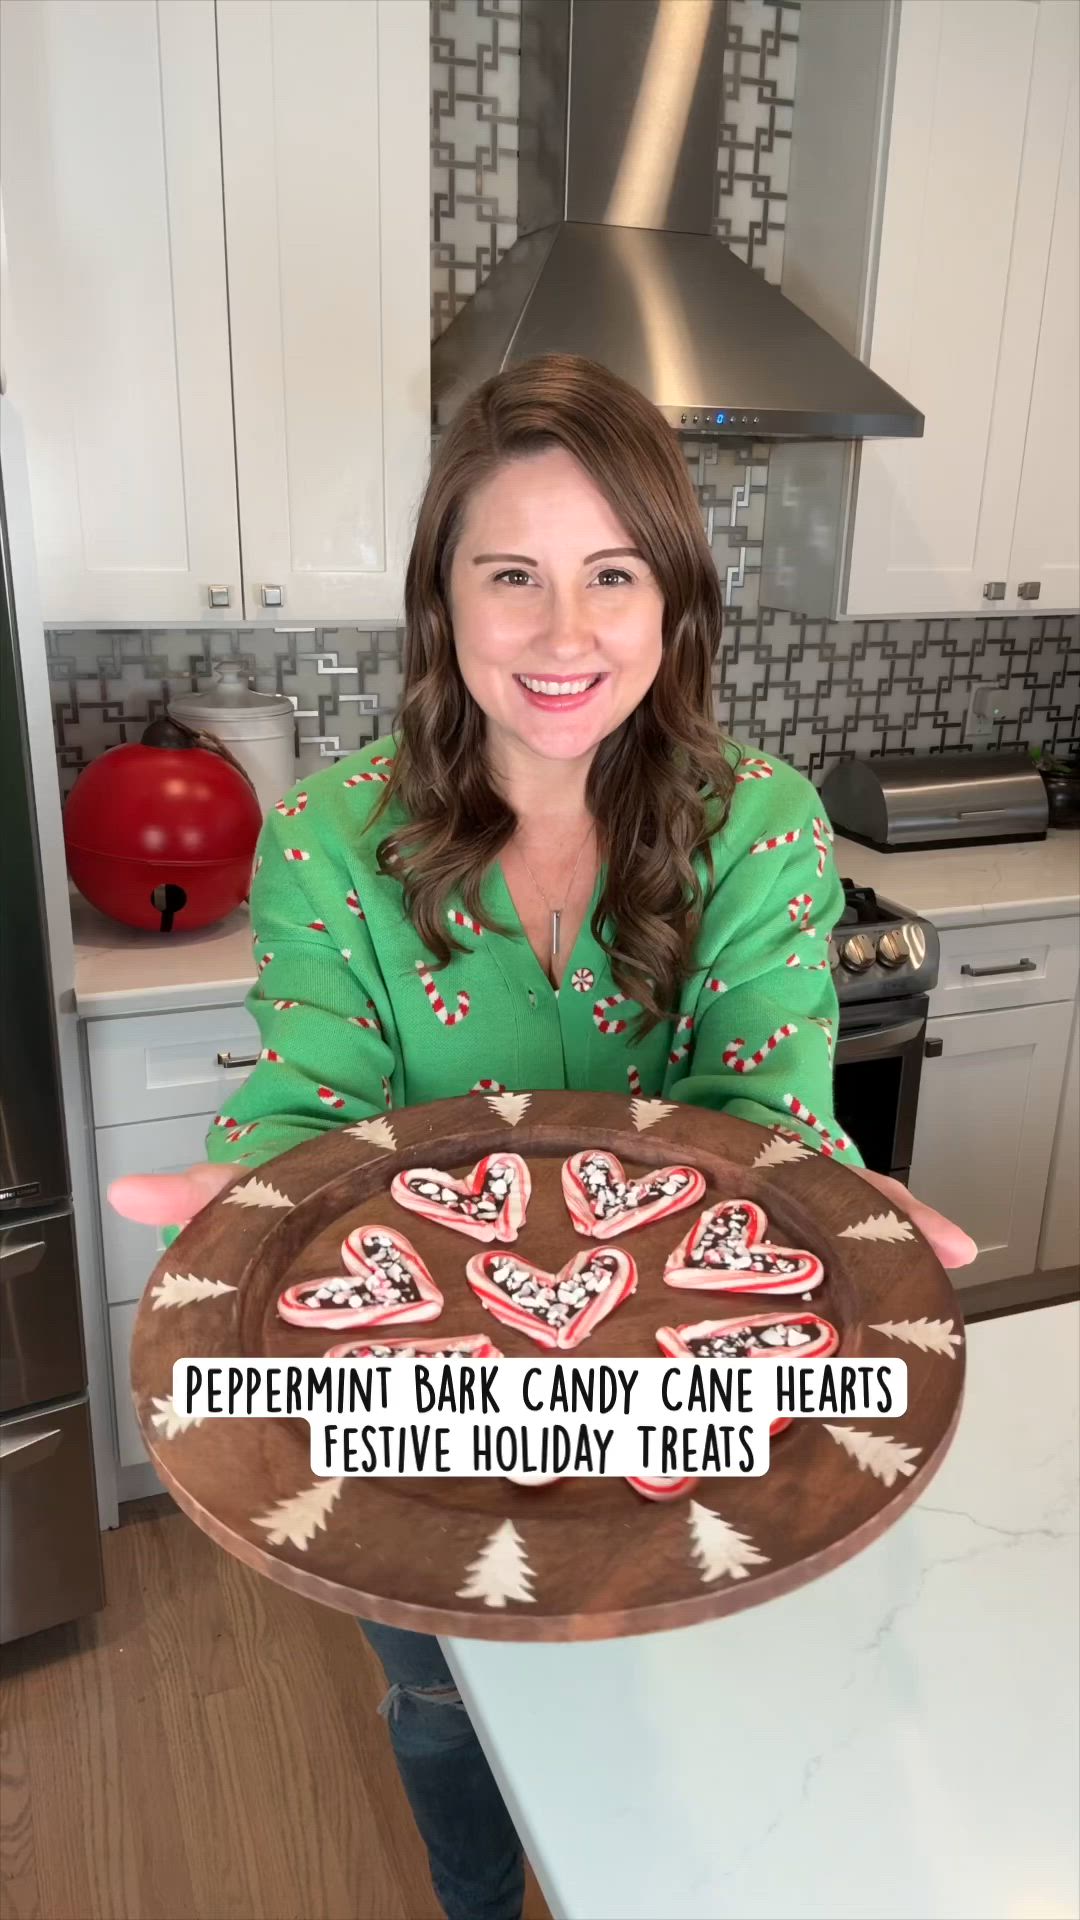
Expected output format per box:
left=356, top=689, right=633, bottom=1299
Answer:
left=108, top=1300, right=164, bottom=1479
left=1006, top=64, right=1080, bottom=612
left=216, top=0, right=430, bottom=624
left=1038, top=997, right=1080, bottom=1273
left=94, top=1111, right=219, bottom=1305
left=0, top=0, right=430, bottom=628
left=0, top=0, right=241, bottom=626
left=911, top=1001, right=1072, bottom=1287
left=100, top=1108, right=215, bottom=1486
left=85, top=1002, right=261, bottom=1128
left=761, top=0, right=1080, bottom=620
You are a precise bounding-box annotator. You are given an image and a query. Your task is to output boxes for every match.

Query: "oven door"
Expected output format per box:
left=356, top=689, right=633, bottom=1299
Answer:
left=833, top=995, right=928, bottom=1181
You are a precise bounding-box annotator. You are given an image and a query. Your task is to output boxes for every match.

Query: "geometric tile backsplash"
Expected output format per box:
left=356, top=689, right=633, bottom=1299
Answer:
left=49, top=0, right=1078, bottom=798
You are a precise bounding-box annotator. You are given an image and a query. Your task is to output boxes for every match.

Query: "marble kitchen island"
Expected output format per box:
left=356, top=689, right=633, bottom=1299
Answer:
left=444, top=1304, right=1080, bottom=1920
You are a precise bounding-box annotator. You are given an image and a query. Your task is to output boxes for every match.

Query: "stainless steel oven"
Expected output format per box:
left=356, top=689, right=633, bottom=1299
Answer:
left=833, top=995, right=929, bottom=1182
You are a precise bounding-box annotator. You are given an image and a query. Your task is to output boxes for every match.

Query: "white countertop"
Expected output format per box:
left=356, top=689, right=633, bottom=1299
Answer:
left=444, top=1303, right=1080, bottom=1920
left=834, top=828, right=1080, bottom=929
left=70, top=830, right=1080, bottom=1017
left=70, top=887, right=254, bottom=1017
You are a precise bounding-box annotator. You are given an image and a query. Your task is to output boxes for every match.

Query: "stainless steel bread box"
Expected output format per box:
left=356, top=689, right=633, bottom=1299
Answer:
left=820, top=752, right=1049, bottom=851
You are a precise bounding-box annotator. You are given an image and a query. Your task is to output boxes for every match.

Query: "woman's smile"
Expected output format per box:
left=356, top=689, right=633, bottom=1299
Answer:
left=513, top=671, right=608, bottom=712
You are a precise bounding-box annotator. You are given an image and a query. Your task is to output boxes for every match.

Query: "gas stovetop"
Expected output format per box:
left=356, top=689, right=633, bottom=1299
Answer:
left=829, top=882, right=939, bottom=1005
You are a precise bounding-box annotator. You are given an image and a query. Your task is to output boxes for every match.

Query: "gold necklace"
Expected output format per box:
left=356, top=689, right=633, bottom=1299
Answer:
left=514, top=824, right=595, bottom=968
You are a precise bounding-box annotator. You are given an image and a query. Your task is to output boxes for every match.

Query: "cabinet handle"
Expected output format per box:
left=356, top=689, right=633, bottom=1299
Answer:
left=0, top=1237, right=46, bottom=1278
left=217, top=1051, right=259, bottom=1069
left=261, top=585, right=284, bottom=608
left=982, top=581, right=1005, bottom=601
left=1017, top=581, right=1041, bottom=600
left=207, top=585, right=232, bottom=609
left=924, top=1036, right=944, bottom=1058
left=0, top=1426, right=61, bottom=1477
left=959, top=958, right=1037, bottom=979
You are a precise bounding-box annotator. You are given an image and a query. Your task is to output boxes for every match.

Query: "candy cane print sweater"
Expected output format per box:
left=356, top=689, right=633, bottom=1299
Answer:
left=192, top=734, right=862, bottom=1196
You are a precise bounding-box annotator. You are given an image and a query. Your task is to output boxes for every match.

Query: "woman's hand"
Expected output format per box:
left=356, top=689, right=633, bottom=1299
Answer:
left=108, top=1163, right=234, bottom=1227
left=852, top=1165, right=978, bottom=1270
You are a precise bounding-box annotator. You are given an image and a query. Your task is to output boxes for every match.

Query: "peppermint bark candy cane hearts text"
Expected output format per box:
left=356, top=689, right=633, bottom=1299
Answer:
left=656, top=1312, right=839, bottom=1434
left=277, top=1228, right=443, bottom=1330
left=392, top=1154, right=531, bottom=1243
left=562, top=1151, right=705, bottom=1239
left=466, top=1247, right=637, bottom=1351
left=664, top=1200, right=825, bottom=1295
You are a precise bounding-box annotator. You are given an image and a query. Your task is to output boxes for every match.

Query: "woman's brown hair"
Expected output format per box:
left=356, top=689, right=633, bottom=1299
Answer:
left=371, top=352, right=736, bottom=1036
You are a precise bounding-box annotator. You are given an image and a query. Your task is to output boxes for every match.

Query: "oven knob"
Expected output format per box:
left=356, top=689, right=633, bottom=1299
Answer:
left=839, top=934, right=875, bottom=973
left=877, top=929, right=909, bottom=970
left=906, top=922, right=927, bottom=968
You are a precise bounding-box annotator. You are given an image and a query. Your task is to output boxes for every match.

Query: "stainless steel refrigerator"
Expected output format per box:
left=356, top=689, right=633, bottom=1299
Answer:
left=0, top=429, right=105, bottom=1641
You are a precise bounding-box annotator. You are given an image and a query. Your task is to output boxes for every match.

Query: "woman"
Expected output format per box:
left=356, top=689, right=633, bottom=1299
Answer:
left=111, top=355, right=975, bottom=1920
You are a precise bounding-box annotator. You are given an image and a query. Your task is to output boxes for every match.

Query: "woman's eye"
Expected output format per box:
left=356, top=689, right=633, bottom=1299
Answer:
left=593, top=568, right=632, bottom=587
left=493, top=569, right=533, bottom=587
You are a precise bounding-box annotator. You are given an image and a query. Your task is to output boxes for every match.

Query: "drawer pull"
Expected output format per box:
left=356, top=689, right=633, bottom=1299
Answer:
left=959, top=958, right=1037, bottom=980
left=0, top=1426, right=61, bottom=1477
left=217, top=1051, right=260, bottom=1069
left=0, top=1237, right=46, bottom=1277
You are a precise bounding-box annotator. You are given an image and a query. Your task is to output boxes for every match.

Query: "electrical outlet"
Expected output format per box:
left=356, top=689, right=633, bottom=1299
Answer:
left=965, top=682, right=1005, bottom=739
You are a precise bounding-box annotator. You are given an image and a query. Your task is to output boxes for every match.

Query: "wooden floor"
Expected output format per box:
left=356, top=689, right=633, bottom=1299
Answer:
left=1, top=1495, right=551, bottom=1920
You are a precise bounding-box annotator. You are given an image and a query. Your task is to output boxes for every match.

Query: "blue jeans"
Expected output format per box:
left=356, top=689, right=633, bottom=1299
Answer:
left=359, top=1618, right=525, bottom=1920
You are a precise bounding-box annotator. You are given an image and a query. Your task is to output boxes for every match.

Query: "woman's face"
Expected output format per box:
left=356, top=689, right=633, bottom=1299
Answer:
left=447, top=447, right=665, bottom=778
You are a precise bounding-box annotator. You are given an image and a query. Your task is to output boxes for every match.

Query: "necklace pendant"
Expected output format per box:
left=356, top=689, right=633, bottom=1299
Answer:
left=551, top=908, right=562, bottom=960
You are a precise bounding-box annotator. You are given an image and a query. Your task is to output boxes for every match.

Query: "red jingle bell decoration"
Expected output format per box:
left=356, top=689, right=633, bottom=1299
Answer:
left=64, top=718, right=263, bottom=933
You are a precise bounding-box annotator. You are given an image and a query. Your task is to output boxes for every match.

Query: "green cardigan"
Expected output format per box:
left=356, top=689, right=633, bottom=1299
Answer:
left=194, top=734, right=862, bottom=1189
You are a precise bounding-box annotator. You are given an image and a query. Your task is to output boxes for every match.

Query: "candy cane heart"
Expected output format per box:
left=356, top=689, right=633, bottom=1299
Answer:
left=349, top=999, right=382, bottom=1034
left=663, top=1201, right=825, bottom=1297
left=416, top=961, right=471, bottom=1027
left=734, top=757, right=773, bottom=784
left=787, top=894, right=814, bottom=933
left=274, top=792, right=308, bottom=817
left=721, top=1025, right=797, bottom=1074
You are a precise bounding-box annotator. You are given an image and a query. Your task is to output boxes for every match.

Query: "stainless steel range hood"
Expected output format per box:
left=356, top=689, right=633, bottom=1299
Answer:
left=431, top=0, right=923, bottom=442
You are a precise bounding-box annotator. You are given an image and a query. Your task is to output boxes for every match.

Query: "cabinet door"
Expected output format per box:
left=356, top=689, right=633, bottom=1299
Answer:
left=0, top=0, right=241, bottom=625
left=910, top=1002, right=1071, bottom=1287
left=216, top=0, right=430, bottom=624
left=109, top=1302, right=148, bottom=1469
left=845, top=0, right=1071, bottom=618
left=1038, top=999, right=1079, bottom=1273
left=1006, top=47, right=1080, bottom=613
left=94, top=1112, right=218, bottom=1305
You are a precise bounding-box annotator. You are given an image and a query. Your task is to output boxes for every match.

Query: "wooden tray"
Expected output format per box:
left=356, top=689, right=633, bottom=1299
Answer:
left=130, top=1092, right=965, bottom=1641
